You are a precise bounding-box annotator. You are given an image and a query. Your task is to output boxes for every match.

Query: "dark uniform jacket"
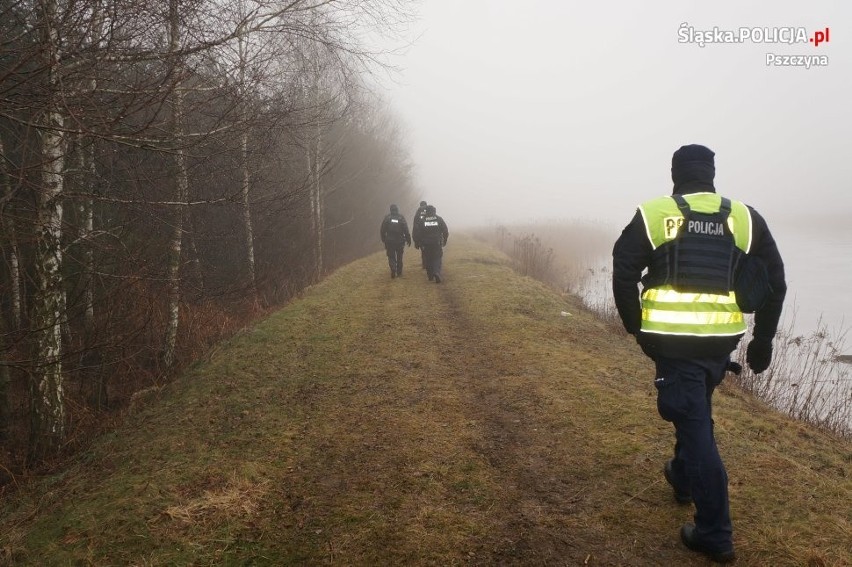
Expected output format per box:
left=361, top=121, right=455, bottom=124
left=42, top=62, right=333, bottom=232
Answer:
left=413, top=213, right=448, bottom=248
left=380, top=213, right=411, bottom=247
left=612, top=180, right=787, bottom=359
left=414, top=205, right=428, bottom=224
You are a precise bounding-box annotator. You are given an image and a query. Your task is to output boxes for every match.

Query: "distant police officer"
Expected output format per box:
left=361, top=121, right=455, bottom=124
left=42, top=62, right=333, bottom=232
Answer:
left=612, top=144, right=787, bottom=563
left=413, top=200, right=428, bottom=223
left=380, top=204, right=411, bottom=278
left=412, top=204, right=448, bottom=283
left=413, top=200, right=429, bottom=269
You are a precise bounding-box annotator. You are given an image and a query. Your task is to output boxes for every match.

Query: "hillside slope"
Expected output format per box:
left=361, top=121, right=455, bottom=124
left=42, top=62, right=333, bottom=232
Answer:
left=2, top=236, right=850, bottom=566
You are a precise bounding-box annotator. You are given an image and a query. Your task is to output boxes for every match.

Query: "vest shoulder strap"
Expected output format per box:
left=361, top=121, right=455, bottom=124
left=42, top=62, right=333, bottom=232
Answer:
left=670, top=194, right=691, bottom=216
left=670, top=194, right=731, bottom=216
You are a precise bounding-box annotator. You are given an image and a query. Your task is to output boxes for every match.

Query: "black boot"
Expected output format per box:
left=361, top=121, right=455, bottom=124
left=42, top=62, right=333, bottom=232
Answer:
left=680, top=524, right=736, bottom=563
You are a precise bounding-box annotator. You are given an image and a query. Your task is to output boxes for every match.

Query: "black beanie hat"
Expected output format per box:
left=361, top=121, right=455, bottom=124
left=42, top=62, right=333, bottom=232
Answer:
left=390, top=204, right=398, bottom=214
left=671, top=144, right=715, bottom=187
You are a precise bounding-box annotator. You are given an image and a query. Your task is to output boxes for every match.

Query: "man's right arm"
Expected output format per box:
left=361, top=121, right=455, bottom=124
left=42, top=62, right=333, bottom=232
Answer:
left=612, top=210, right=651, bottom=335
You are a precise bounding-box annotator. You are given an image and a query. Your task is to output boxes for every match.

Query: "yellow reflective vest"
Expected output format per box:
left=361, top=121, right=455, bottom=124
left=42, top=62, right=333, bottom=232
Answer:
left=638, top=192, right=753, bottom=337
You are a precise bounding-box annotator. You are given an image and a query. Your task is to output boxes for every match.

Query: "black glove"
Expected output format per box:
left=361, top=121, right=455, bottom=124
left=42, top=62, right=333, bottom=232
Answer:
left=414, top=243, right=419, bottom=250
left=726, top=361, right=742, bottom=375
left=746, top=337, right=773, bottom=374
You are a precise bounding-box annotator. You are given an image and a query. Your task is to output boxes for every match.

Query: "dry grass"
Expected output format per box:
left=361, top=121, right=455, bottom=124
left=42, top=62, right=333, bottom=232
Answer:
left=0, top=235, right=850, bottom=566
left=732, top=315, right=852, bottom=438
left=162, top=475, right=269, bottom=525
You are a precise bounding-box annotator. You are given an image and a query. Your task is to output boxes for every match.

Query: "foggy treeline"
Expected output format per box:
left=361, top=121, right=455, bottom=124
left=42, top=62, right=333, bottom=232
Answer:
left=0, top=0, right=418, bottom=470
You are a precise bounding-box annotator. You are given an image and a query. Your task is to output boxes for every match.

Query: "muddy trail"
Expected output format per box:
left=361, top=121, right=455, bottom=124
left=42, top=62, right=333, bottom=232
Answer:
left=262, top=242, right=668, bottom=565
left=1, top=236, right=850, bottom=566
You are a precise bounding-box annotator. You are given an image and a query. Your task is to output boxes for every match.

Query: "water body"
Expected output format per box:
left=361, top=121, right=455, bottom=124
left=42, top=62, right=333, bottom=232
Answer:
left=585, top=218, right=851, bottom=348
left=773, top=221, right=852, bottom=341
left=768, top=221, right=852, bottom=433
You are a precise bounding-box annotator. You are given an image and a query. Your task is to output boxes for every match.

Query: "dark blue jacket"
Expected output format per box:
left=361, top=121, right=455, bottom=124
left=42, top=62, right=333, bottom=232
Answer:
left=380, top=213, right=411, bottom=247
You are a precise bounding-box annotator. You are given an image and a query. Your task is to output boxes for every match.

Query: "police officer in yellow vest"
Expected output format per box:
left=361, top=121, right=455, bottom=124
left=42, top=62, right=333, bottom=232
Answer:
left=612, top=144, right=787, bottom=563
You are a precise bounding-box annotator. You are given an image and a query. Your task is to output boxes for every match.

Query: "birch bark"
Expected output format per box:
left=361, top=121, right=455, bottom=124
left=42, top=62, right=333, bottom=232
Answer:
left=163, top=0, right=187, bottom=370
left=29, top=0, right=67, bottom=458
left=238, top=31, right=258, bottom=302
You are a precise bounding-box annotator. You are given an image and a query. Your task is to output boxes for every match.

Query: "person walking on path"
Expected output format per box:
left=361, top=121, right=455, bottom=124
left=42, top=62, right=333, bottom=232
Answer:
left=412, top=204, right=448, bottom=283
left=413, top=200, right=429, bottom=269
left=380, top=204, right=411, bottom=279
left=611, top=144, right=787, bottom=563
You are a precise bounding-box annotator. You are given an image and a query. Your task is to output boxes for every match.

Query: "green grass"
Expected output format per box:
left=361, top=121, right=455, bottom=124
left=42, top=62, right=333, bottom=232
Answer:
left=1, top=235, right=850, bottom=566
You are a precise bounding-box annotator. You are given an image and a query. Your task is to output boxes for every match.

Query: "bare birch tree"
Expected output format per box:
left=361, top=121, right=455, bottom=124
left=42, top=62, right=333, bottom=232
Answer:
left=28, top=0, right=68, bottom=459
left=162, top=0, right=189, bottom=370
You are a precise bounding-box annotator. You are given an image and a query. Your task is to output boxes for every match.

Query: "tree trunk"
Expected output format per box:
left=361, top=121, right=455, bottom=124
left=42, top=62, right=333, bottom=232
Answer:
left=311, top=131, right=324, bottom=280
left=0, top=135, right=22, bottom=329
left=30, top=112, right=67, bottom=460
left=162, top=0, right=186, bottom=371
left=29, top=0, right=67, bottom=460
left=0, top=309, right=10, bottom=441
left=75, top=1, right=105, bottom=409
left=163, top=117, right=186, bottom=370
left=307, top=75, right=324, bottom=280
left=67, top=134, right=104, bottom=409
left=80, top=141, right=106, bottom=408
left=241, top=129, right=258, bottom=300
left=238, top=34, right=258, bottom=303
left=186, top=214, right=204, bottom=296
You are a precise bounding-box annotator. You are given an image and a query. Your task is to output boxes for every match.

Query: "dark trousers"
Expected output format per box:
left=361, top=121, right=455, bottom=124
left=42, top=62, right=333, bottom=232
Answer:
left=422, top=243, right=443, bottom=279
left=654, top=355, right=733, bottom=552
left=386, top=244, right=405, bottom=275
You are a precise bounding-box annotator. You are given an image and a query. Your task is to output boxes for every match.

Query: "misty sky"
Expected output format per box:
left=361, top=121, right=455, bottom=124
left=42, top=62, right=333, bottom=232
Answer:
left=381, top=1, right=851, bottom=231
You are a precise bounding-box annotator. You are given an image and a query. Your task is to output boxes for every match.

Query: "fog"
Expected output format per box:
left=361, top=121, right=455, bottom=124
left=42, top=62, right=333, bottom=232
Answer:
left=381, top=0, right=851, bottom=231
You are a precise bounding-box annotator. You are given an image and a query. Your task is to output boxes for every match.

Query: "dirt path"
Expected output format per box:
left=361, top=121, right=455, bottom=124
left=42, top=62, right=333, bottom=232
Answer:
left=436, top=279, right=593, bottom=563
left=269, top=243, right=679, bottom=565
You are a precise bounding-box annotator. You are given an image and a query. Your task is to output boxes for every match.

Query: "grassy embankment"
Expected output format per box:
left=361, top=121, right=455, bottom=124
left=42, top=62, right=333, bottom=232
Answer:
left=1, top=235, right=850, bottom=565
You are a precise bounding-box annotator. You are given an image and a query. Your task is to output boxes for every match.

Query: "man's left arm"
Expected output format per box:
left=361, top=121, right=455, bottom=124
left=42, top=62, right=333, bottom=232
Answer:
left=744, top=208, right=787, bottom=373
left=749, top=208, right=787, bottom=340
